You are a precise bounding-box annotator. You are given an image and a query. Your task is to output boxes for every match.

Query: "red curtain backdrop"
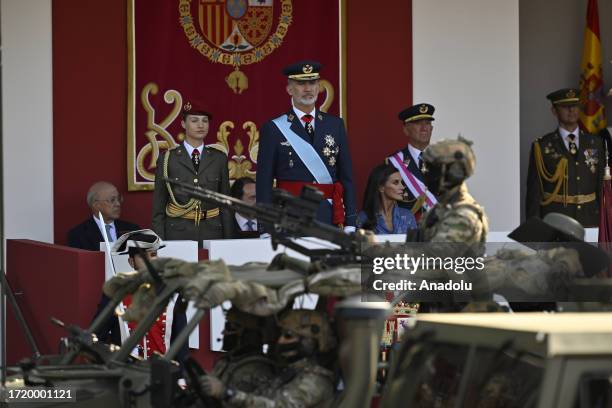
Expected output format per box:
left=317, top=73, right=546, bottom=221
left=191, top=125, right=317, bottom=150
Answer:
left=345, top=0, right=413, bottom=211
left=53, top=0, right=412, bottom=244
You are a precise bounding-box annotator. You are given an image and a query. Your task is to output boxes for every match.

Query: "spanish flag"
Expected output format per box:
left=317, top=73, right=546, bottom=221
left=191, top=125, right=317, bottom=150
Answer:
left=579, top=0, right=606, bottom=134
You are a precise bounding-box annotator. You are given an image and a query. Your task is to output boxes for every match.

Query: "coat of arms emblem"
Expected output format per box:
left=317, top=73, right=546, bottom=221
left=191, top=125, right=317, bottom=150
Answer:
left=179, top=0, right=292, bottom=94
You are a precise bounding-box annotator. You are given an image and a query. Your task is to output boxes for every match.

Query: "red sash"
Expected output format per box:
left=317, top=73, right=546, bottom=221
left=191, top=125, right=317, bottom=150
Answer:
left=277, top=181, right=345, bottom=226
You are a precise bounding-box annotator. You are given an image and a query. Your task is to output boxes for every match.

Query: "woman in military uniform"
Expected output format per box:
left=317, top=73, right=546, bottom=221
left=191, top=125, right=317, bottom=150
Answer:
left=152, top=100, right=232, bottom=245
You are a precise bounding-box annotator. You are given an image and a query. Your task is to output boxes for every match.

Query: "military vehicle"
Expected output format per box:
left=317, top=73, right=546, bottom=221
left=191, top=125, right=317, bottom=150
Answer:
left=380, top=313, right=612, bottom=408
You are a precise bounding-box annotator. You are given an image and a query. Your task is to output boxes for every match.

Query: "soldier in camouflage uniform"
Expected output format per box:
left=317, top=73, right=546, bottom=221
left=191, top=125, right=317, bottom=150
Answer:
left=200, top=309, right=337, bottom=407
left=416, top=136, right=488, bottom=249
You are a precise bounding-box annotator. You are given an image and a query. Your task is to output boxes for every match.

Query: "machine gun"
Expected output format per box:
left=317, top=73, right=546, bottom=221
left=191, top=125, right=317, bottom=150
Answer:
left=165, top=179, right=367, bottom=266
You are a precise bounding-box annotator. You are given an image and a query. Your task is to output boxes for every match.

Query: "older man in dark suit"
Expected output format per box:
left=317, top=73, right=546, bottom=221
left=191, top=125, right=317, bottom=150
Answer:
left=256, top=60, right=357, bottom=230
left=152, top=100, right=232, bottom=245
left=67, top=181, right=140, bottom=250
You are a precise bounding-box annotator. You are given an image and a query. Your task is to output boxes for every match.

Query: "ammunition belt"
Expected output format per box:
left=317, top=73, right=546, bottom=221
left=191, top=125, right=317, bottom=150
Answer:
left=542, top=192, right=595, bottom=205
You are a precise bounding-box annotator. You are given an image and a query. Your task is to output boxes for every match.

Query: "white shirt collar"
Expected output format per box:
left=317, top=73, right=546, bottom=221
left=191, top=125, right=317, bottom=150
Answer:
left=292, top=102, right=316, bottom=130
left=92, top=215, right=117, bottom=242
left=235, top=212, right=257, bottom=231
left=183, top=142, right=204, bottom=158
left=558, top=126, right=579, bottom=150
left=407, top=144, right=424, bottom=163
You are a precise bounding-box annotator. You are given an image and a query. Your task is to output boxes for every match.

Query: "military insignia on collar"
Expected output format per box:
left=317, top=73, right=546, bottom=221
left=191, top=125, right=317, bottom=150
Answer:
left=324, top=135, right=336, bottom=146
left=317, top=113, right=323, bottom=120
left=584, top=149, right=598, bottom=174
left=287, top=113, right=295, bottom=121
left=419, top=104, right=428, bottom=113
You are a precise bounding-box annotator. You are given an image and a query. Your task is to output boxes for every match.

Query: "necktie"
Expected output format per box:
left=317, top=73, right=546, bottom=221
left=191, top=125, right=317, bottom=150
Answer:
left=302, top=114, right=314, bottom=142
left=568, top=134, right=577, bottom=156
left=105, top=224, right=113, bottom=242
left=418, top=152, right=424, bottom=171
left=192, top=148, right=200, bottom=171
left=245, top=219, right=255, bottom=231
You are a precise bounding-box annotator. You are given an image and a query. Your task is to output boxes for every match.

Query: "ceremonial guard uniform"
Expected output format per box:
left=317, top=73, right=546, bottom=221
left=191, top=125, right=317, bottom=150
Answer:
left=152, top=101, right=232, bottom=244
left=256, top=61, right=357, bottom=227
left=387, top=104, right=438, bottom=221
left=526, top=88, right=604, bottom=227
left=95, top=230, right=187, bottom=361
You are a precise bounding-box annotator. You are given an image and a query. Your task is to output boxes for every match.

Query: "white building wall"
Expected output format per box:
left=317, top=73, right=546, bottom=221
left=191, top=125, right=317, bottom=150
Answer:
left=2, top=0, right=54, bottom=243
left=412, top=0, right=520, bottom=231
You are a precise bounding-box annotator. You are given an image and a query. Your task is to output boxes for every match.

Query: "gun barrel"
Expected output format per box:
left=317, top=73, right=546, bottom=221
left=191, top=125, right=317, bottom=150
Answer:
left=164, top=178, right=361, bottom=261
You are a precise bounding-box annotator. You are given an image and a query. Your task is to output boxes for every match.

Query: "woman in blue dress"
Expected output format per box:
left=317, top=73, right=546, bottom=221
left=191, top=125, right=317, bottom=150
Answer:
left=357, top=164, right=417, bottom=234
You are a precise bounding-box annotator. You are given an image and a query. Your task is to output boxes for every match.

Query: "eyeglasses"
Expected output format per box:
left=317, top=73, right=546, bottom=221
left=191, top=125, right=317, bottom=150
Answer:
left=96, top=195, right=124, bottom=205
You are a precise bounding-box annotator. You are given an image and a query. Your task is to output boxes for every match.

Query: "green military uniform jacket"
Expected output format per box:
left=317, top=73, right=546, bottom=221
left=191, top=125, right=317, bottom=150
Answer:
left=526, top=130, right=604, bottom=227
left=152, top=144, right=232, bottom=244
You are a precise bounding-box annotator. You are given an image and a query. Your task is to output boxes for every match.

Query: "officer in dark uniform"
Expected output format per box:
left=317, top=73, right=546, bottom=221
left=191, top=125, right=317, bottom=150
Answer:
left=152, top=100, right=232, bottom=245
left=256, top=60, right=357, bottom=229
left=386, top=103, right=437, bottom=221
left=526, top=88, right=604, bottom=227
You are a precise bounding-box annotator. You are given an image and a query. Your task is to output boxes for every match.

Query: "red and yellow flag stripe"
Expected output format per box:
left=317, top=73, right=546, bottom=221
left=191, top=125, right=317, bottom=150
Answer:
left=579, top=0, right=606, bottom=134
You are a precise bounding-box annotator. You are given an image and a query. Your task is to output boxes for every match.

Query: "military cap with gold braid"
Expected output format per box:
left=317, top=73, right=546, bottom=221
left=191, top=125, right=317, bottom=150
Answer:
left=182, top=99, right=212, bottom=119
left=283, top=60, right=321, bottom=81
left=398, top=103, right=435, bottom=123
left=546, top=88, right=579, bottom=106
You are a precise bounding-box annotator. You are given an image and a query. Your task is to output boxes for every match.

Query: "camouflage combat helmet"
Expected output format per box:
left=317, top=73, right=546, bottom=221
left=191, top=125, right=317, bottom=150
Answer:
left=422, top=136, right=476, bottom=183
left=278, top=310, right=335, bottom=352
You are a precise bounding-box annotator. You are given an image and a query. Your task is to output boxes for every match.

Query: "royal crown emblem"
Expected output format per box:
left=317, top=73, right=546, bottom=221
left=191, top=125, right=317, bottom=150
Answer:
left=183, top=101, right=192, bottom=112
left=179, top=0, right=293, bottom=94
left=419, top=104, right=428, bottom=113
left=567, top=89, right=576, bottom=98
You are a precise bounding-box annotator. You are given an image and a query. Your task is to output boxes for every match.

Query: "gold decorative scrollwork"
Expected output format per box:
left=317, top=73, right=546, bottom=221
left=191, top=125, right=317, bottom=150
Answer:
left=135, top=84, right=183, bottom=183
left=207, top=120, right=258, bottom=180
left=319, top=79, right=335, bottom=113
left=244, top=121, right=259, bottom=163
left=207, top=121, right=235, bottom=155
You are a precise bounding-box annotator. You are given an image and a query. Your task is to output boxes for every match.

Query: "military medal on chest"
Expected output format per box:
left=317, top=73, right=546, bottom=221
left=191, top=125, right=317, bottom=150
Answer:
left=543, top=141, right=561, bottom=159
left=322, top=134, right=339, bottom=166
left=584, top=148, right=598, bottom=174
